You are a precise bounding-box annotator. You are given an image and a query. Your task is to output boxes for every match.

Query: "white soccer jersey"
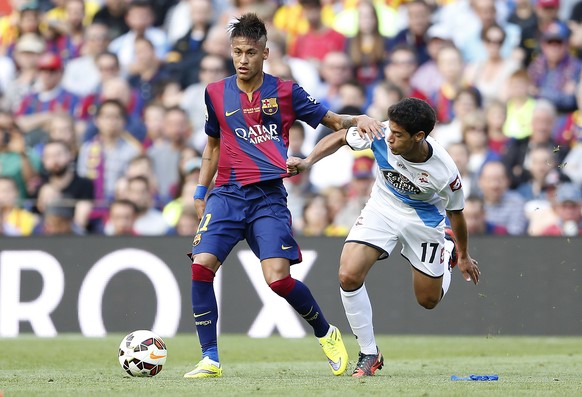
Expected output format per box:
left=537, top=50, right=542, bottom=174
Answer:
left=346, top=125, right=465, bottom=228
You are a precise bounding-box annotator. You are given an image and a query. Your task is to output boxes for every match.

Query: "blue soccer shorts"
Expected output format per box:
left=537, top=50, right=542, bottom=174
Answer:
left=191, top=180, right=302, bottom=265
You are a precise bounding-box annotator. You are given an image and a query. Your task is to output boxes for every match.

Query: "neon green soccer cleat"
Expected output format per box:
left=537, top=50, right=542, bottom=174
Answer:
left=318, top=325, right=349, bottom=376
left=183, top=356, right=223, bottom=378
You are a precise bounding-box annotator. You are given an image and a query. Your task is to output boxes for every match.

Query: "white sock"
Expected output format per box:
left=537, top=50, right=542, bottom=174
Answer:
left=340, top=284, right=377, bottom=355
left=441, top=238, right=454, bottom=298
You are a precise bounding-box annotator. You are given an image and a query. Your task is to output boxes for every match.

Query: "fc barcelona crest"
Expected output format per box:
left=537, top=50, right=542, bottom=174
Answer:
left=192, top=233, right=202, bottom=247
left=261, top=98, right=279, bottom=115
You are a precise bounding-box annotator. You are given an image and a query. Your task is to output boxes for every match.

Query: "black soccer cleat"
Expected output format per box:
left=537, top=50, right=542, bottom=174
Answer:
left=352, top=349, right=384, bottom=377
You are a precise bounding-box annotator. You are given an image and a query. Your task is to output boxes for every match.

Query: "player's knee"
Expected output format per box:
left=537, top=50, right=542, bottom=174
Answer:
left=269, top=275, right=296, bottom=297
left=339, top=268, right=363, bottom=291
left=416, top=295, right=440, bottom=310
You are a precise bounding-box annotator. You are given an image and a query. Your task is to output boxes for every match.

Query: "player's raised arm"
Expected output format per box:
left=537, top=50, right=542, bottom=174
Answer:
left=320, top=111, right=384, bottom=140
left=287, top=129, right=349, bottom=175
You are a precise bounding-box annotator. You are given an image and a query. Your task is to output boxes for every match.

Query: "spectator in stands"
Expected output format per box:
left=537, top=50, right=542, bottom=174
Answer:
left=39, top=200, right=79, bottom=235
left=568, top=0, right=582, bottom=60
left=287, top=0, right=346, bottom=66
left=387, top=0, right=431, bottom=66
left=92, top=0, right=129, bottom=41
left=284, top=122, right=315, bottom=231
left=517, top=0, right=562, bottom=66
left=142, top=101, right=166, bottom=150
left=147, top=106, right=192, bottom=204
left=108, top=0, right=168, bottom=75
left=32, top=112, right=78, bottom=160
left=464, top=194, right=508, bottom=235
left=45, top=0, right=85, bottom=64
left=124, top=154, right=160, bottom=207
left=539, top=182, right=582, bottom=236
left=104, top=198, right=138, bottom=235
left=463, top=23, right=520, bottom=105
left=81, top=76, right=147, bottom=142
left=502, top=99, right=566, bottom=188
left=382, top=45, right=425, bottom=101
left=2, top=1, right=43, bottom=57
left=162, top=163, right=200, bottom=228
left=333, top=155, right=375, bottom=229
left=484, top=99, right=510, bottom=155
left=0, top=176, right=37, bottom=236
left=124, top=175, right=169, bottom=235
left=128, top=36, right=170, bottom=105
left=43, top=0, right=100, bottom=28
left=16, top=52, right=80, bottom=134
left=314, top=51, right=353, bottom=111
left=38, top=139, right=94, bottom=232
left=478, top=160, right=528, bottom=235
left=507, top=0, right=538, bottom=37
left=162, top=0, right=192, bottom=46
left=365, top=82, right=403, bottom=121
left=557, top=77, right=582, bottom=147
left=300, top=194, right=348, bottom=237
left=77, top=99, right=141, bottom=204
left=516, top=145, right=567, bottom=202
left=165, top=0, right=214, bottom=88
left=447, top=141, right=479, bottom=198
left=411, top=24, right=450, bottom=99
left=0, top=110, right=41, bottom=200
left=180, top=53, right=229, bottom=152
left=456, top=0, right=520, bottom=63
left=174, top=205, right=200, bottom=236
left=528, top=20, right=580, bottom=114
left=2, top=32, right=45, bottom=112
left=561, top=141, right=582, bottom=186
left=62, top=22, right=110, bottom=97
left=338, top=80, right=367, bottom=113
left=461, top=110, right=501, bottom=175
left=346, top=0, right=389, bottom=86
left=430, top=44, right=468, bottom=125
left=503, top=69, right=536, bottom=140
left=432, top=87, right=481, bottom=149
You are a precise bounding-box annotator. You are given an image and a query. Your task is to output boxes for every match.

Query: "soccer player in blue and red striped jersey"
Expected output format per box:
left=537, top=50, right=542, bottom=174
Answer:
left=184, top=13, right=384, bottom=379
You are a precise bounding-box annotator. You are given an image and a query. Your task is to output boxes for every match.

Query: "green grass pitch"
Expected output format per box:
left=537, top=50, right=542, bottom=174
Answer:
left=2, top=334, right=582, bottom=396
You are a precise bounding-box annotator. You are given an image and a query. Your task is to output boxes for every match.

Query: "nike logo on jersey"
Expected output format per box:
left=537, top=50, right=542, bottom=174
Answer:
left=225, top=108, right=240, bottom=117
left=281, top=245, right=293, bottom=250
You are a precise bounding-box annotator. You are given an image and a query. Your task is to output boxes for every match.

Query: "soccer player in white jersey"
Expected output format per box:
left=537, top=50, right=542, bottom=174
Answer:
left=287, top=98, right=481, bottom=377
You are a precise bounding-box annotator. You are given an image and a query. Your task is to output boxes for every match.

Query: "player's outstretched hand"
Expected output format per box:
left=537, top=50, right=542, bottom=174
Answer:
left=458, top=256, right=480, bottom=285
left=356, top=115, right=385, bottom=140
left=286, top=156, right=307, bottom=176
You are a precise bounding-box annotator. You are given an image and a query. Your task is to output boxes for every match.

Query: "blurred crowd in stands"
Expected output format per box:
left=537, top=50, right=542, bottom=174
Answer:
left=1, top=0, right=582, bottom=237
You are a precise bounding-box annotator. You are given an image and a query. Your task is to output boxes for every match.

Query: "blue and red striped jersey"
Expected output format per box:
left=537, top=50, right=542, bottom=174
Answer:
left=17, top=87, right=80, bottom=118
left=205, top=73, right=328, bottom=187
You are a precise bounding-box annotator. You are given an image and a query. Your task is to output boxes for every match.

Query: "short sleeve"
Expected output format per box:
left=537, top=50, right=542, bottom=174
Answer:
left=204, top=88, right=220, bottom=138
left=345, top=127, right=372, bottom=151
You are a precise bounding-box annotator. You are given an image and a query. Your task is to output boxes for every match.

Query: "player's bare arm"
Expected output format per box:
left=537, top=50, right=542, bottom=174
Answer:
left=447, top=209, right=480, bottom=285
left=320, top=111, right=384, bottom=140
left=287, top=129, right=348, bottom=175
left=194, top=136, right=220, bottom=219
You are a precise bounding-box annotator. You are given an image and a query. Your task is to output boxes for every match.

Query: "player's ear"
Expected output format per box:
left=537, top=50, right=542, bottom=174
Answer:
left=414, top=131, right=426, bottom=142
left=263, top=47, right=269, bottom=60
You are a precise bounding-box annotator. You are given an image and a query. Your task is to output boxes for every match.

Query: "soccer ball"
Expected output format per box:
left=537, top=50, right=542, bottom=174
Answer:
left=118, top=330, right=167, bottom=377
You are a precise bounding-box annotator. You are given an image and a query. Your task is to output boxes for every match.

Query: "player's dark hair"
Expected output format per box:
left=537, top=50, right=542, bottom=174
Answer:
left=387, top=98, right=436, bottom=136
left=228, top=13, right=267, bottom=44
